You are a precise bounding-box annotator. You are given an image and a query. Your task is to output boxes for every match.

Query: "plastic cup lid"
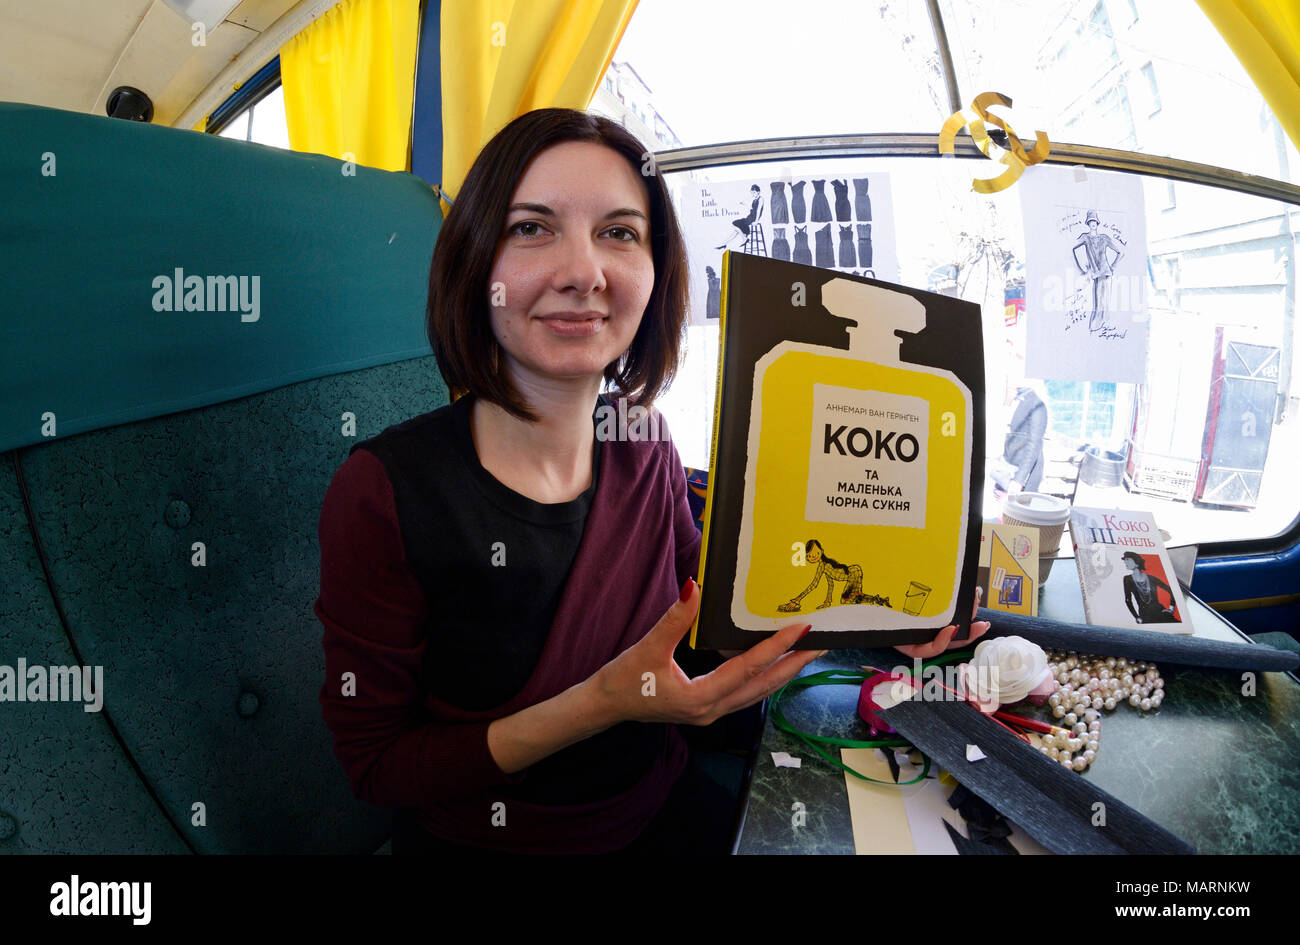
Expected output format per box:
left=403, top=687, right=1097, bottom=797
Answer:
left=1002, top=491, right=1071, bottom=525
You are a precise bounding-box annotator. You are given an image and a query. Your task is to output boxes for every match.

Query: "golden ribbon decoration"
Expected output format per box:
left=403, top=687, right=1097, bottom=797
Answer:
left=939, top=92, right=1050, bottom=193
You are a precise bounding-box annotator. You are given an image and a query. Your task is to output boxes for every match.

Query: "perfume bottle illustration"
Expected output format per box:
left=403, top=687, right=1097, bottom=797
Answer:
left=731, top=278, right=973, bottom=632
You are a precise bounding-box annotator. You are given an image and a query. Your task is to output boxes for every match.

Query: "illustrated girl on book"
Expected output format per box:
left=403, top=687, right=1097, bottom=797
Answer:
left=1121, top=552, right=1180, bottom=623
left=777, top=539, right=887, bottom=612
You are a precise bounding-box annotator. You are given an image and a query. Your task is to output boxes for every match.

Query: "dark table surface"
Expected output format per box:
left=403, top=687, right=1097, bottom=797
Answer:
left=735, top=559, right=1300, bottom=854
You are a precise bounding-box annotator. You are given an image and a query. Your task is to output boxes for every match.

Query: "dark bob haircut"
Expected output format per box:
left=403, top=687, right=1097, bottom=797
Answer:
left=427, top=108, right=690, bottom=422
left=1121, top=551, right=1148, bottom=570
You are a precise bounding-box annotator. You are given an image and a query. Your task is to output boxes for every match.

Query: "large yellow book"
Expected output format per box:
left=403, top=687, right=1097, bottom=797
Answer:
left=691, top=252, right=986, bottom=650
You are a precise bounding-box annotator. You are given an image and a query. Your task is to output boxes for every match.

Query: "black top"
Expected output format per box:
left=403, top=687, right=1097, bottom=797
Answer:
left=351, top=394, right=602, bottom=711
left=349, top=394, right=670, bottom=804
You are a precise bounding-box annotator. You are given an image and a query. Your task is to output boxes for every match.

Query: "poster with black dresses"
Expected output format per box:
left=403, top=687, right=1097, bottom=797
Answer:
left=680, top=173, right=898, bottom=326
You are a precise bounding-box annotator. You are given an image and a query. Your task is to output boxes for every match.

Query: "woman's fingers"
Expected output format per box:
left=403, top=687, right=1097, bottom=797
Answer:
left=895, top=624, right=957, bottom=660
left=694, top=621, right=810, bottom=704
left=711, top=647, right=826, bottom=718
left=965, top=587, right=991, bottom=646
left=893, top=589, right=991, bottom=659
left=686, top=584, right=996, bottom=721
left=648, top=578, right=704, bottom=653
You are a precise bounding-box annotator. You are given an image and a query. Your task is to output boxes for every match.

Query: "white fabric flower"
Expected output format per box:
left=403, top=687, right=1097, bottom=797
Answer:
left=962, top=636, right=1052, bottom=709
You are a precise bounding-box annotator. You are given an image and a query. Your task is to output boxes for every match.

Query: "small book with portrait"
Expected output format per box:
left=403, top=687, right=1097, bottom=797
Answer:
left=1069, top=507, right=1191, bottom=632
left=689, top=251, right=986, bottom=651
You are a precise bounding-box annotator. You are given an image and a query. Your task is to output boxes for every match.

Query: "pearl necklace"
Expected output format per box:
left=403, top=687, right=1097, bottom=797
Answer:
left=1036, top=651, right=1166, bottom=772
left=1131, top=574, right=1156, bottom=604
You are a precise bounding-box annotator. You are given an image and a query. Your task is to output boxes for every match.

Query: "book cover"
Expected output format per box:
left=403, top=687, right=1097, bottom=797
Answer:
left=1069, top=507, right=1192, bottom=632
left=976, top=522, right=1040, bottom=616
left=691, top=251, right=985, bottom=650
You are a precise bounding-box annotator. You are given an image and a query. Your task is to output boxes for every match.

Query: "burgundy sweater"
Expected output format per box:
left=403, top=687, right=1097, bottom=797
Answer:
left=315, top=397, right=700, bottom=853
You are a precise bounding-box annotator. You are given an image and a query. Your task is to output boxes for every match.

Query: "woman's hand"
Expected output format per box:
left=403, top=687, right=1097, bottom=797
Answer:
left=590, top=579, right=825, bottom=727
left=892, top=586, right=991, bottom=660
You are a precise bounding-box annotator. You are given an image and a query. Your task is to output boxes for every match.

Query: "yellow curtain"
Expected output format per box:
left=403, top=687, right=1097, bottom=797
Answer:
left=1197, top=0, right=1300, bottom=154
left=439, top=0, right=639, bottom=210
left=281, top=0, right=420, bottom=172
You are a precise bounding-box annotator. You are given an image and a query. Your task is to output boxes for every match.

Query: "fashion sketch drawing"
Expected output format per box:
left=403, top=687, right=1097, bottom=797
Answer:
left=1072, top=209, right=1124, bottom=333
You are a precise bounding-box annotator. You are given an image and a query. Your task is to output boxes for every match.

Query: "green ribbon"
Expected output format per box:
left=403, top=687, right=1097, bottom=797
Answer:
left=768, top=650, right=976, bottom=786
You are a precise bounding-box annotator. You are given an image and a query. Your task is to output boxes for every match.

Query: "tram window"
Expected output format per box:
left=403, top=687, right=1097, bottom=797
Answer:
left=606, top=0, right=1298, bottom=551
left=597, top=0, right=951, bottom=147
left=216, top=84, right=290, bottom=151
left=1044, top=381, right=1117, bottom=442
left=644, top=154, right=1298, bottom=550
left=1139, top=62, right=1161, bottom=117
left=938, top=0, right=1299, bottom=185
left=218, top=109, right=250, bottom=142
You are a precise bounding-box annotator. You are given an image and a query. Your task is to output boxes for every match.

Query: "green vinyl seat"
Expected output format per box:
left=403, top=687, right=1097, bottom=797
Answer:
left=0, top=102, right=443, bottom=853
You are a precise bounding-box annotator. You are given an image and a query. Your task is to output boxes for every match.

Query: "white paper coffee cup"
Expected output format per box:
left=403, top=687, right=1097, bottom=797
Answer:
left=1001, top=492, right=1071, bottom=584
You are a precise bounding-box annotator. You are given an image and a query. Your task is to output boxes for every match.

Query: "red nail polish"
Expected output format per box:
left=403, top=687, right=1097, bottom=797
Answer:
left=798, top=625, right=812, bottom=640
left=679, top=577, right=695, bottom=603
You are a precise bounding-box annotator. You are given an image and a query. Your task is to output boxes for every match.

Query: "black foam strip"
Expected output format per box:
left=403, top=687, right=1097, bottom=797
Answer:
left=880, top=696, right=1196, bottom=854
left=978, top=608, right=1299, bottom=672
left=942, top=820, right=1016, bottom=855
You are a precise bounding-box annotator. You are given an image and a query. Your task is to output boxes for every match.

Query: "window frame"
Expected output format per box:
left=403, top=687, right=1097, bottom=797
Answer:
left=654, top=131, right=1300, bottom=558
left=205, top=56, right=282, bottom=137
left=1140, top=61, right=1162, bottom=116
left=648, top=0, right=1300, bottom=558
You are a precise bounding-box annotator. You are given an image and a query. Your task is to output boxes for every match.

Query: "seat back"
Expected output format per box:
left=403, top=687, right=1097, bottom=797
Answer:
left=0, top=102, right=443, bottom=853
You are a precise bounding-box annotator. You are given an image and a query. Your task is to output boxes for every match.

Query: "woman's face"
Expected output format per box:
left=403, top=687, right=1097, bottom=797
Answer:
left=1124, top=557, right=1139, bottom=573
left=487, top=141, right=654, bottom=391
left=807, top=545, right=822, bottom=563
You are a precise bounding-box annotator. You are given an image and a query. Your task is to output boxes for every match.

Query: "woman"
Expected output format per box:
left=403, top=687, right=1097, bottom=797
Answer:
left=715, top=184, right=762, bottom=250
left=1072, top=210, right=1123, bottom=333
left=1121, top=552, right=1179, bottom=624
left=315, top=108, right=985, bottom=855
